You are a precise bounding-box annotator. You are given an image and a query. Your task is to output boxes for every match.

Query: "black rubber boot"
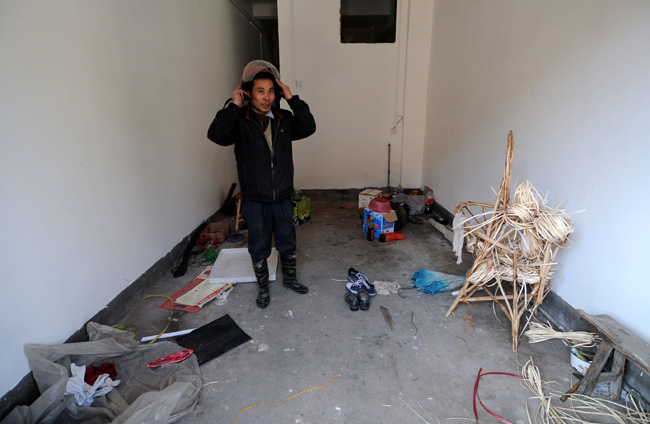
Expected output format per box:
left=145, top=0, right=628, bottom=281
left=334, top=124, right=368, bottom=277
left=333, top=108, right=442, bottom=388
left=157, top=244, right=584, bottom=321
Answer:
left=345, top=292, right=360, bottom=311
left=358, top=291, right=370, bottom=311
left=280, top=252, right=308, bottom=294
left=252, top=258, right=270, bottom=309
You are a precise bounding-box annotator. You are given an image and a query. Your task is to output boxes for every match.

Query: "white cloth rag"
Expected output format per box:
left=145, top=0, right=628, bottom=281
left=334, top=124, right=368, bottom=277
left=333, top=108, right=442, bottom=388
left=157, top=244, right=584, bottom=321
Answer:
left=64, top=363, right=121, bottom=406
left=372, top=281, right=401, bottom=296
left=452, top=212, right=467, bottom=264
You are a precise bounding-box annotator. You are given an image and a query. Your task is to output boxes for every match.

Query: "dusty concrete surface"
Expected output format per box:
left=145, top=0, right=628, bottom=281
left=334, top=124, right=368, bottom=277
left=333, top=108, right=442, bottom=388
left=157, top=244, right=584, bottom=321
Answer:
left=122, top=190, right=576, bottom=424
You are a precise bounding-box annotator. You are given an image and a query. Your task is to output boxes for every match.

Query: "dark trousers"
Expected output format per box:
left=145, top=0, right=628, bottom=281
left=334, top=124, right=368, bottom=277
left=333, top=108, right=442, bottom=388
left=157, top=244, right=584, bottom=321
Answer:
left=242, top=197, right=296, bottom=261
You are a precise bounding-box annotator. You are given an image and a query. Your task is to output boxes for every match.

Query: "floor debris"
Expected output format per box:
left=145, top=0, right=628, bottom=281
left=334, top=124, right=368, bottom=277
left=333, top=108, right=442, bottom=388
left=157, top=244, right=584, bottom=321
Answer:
left=161, top=265, right=234, bottom=312
left=399, top=397, right=430, bottom=424
left=229, top=373, right=340, bottom=424
left=380, top=306, right=394, bottom=331
left=373, top=280, right=401, bottom=295
left=176, top=314, right=251, bottom=365
left=209, top=247, right=278, bottom=283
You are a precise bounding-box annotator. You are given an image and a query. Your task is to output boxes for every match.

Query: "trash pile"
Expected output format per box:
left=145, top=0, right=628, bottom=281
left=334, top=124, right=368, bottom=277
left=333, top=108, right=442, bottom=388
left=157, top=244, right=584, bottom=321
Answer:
left=2, top=323, right=202, bottom=424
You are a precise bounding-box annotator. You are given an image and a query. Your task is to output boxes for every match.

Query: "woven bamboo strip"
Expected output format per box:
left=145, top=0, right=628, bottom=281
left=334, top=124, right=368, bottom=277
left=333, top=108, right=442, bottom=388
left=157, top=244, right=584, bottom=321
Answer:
left=446, top=131, right=574, bottom=351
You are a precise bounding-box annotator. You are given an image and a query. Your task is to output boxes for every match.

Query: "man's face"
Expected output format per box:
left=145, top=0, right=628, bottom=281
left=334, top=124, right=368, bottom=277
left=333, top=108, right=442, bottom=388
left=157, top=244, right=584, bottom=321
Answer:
left=249, top=78, right=275, bottom=114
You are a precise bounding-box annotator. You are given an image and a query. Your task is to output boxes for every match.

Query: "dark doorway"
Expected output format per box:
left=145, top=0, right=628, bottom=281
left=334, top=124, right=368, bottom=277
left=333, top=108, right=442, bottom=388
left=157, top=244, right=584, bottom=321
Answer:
left=230, top=0, right=280, bottom=67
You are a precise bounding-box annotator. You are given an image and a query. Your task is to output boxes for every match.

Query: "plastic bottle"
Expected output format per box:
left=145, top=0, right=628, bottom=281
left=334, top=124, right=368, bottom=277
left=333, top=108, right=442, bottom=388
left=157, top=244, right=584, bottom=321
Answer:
left=366, top=216, right=374, bottom=241
left=204, top=245, right=217, bottom=262
left=425, top=190, right=434, bottom=214
left=425, top=190, right=434, bottom=206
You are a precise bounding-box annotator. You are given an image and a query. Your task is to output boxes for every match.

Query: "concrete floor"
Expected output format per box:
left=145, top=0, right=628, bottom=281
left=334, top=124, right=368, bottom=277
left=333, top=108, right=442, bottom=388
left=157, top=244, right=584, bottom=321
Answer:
left=125, top=190, right=576, bottom=424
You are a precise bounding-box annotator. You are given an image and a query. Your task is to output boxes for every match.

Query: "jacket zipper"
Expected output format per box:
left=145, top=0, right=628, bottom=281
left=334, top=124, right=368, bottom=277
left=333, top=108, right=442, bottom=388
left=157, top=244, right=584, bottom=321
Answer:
left=247, top=114, right=281, bottom=201
left=271, top=117, right=282, bottom=201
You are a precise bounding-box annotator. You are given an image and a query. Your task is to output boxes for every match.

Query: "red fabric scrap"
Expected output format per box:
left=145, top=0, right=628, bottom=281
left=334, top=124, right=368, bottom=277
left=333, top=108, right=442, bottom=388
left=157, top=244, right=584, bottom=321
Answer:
left=84, top=363, right=118, bottom=385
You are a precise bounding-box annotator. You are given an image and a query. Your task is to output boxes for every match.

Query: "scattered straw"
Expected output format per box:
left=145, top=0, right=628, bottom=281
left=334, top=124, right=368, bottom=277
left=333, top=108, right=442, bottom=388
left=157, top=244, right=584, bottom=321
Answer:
left=521, top=358, right=650, bottom=424
left=400, top=397, right=431, bottom=424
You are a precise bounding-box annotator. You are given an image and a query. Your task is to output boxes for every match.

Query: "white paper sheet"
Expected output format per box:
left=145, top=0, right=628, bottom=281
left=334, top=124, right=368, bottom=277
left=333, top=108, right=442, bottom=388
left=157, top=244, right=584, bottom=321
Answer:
left=208, top=247, right=278, bottom=283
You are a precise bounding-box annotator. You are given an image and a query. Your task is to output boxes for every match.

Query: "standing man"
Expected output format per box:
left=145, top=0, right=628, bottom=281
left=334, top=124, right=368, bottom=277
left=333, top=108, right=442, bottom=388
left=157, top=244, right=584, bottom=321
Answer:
left=207, top=60, right=316, bottom=309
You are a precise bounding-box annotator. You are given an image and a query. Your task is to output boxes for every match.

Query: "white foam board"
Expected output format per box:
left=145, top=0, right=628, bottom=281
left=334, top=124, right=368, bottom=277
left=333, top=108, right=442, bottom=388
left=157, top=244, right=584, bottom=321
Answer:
left=208, top=247, right=278, bottom=283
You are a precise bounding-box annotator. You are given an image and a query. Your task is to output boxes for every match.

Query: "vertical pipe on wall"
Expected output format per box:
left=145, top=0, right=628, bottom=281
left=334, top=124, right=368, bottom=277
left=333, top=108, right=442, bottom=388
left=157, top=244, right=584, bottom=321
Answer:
left=388, top=143, right=392, bottom=191
left=393, top=0, right=411, bottom=188
left=290, top=0, right=296, bottom=91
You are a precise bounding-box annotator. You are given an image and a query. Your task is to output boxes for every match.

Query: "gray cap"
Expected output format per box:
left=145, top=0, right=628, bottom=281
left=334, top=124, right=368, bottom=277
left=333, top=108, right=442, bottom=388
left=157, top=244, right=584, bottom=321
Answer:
left=242, top=60, right=280, bottom=83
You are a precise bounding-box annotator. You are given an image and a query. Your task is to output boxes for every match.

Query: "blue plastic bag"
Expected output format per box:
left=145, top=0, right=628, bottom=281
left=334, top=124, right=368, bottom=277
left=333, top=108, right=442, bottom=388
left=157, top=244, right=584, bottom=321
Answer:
left=411, top=269, right=466, bottom=295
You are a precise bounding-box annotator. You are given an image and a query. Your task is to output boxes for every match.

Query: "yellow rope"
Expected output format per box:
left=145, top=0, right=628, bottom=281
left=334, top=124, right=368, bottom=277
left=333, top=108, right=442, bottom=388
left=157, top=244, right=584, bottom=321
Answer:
left=140, top=295, right=174, bottom=344
left=231, top=373, right=341, bottom=424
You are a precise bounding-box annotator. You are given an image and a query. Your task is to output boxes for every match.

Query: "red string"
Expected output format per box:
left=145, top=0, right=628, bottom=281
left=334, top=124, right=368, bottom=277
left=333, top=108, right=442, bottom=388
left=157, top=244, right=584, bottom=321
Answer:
left=482, top=258, right=496, bottom=270
left=460, top=288, right=475, bottom=334
left=473, top=369, right=523, bottom=424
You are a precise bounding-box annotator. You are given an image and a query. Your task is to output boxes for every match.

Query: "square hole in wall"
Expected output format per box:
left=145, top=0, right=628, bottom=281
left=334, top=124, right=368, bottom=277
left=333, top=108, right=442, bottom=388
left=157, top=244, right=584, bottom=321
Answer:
left=340, top=0, right=397, bottom=44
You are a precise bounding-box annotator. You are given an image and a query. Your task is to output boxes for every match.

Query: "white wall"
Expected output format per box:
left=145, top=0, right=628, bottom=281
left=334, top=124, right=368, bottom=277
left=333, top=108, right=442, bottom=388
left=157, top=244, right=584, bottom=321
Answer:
left=277, top=0, right=433, bottom=190
left=398, top=1, right=434, bottom=188
left=0, top=1, right=259, bottom=396
left=424, top=0, right=650, bottom=342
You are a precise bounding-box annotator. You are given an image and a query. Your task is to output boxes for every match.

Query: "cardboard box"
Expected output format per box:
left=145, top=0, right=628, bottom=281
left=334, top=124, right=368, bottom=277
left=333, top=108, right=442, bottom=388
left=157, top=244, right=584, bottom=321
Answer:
left=359, top=189, right=382, bottom=209
left=293, top=197, right=311, bottom=226
left=358, top=189, right=382, bottom=217
left=363, top=207, right=397, bottom=239
left=201, top=221, right=231, bottom=243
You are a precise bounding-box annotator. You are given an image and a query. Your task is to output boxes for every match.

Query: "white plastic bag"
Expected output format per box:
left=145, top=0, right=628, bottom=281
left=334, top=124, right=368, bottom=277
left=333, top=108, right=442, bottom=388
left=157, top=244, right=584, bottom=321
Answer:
left=3, top=322, right=201, bottom=424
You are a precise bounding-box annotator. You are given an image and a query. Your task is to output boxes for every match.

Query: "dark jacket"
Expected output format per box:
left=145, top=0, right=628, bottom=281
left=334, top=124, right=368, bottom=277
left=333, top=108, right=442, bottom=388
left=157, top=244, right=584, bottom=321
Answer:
left=207, top=96, right=316, bottom=202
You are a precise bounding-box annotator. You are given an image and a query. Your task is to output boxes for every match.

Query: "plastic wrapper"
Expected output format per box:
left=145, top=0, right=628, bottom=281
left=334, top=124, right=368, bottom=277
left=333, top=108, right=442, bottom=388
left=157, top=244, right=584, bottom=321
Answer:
left=393, top=193, right=426, bottom=216
left=2, top=322, right=201, bottom=424
left=411, top=269, right=466, bottom=295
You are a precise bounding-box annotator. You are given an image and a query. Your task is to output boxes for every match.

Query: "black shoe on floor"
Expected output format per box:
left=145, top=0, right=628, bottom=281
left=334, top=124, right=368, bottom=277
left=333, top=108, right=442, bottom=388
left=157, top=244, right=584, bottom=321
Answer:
left=345, top=292, right=360, bottom=311
left=347, top=267, right=377, bottom=297
left=358, top=291, right=370, bottom=311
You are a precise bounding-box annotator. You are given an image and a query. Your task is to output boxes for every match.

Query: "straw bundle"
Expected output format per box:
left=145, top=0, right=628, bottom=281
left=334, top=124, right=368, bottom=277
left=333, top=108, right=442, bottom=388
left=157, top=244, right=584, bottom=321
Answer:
left=521, top=359, right=650, bottom=424
left=524, top=321, right=598, bottom=348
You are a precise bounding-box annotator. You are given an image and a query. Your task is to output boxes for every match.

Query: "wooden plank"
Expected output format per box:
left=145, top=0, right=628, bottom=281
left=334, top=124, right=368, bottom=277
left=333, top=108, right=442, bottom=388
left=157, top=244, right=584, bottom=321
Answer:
left=578, top=309, right=619, bottom=343
left=578, top=309, right=650, bottom=374
left=576, top=341, right=613, bottom=396
left=609, top=350, right=626, bottom=399
left=464, top=295, right=528, bottom=302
